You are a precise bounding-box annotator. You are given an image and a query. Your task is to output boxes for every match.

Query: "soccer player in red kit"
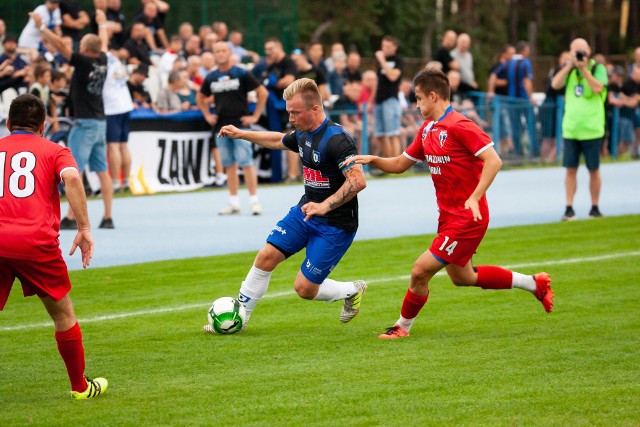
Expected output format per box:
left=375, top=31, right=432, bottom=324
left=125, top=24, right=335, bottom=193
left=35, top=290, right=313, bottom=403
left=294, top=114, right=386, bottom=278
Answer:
left=343, top=68, right=553, bottom=339
left=0, top=94, right=108, bottom=397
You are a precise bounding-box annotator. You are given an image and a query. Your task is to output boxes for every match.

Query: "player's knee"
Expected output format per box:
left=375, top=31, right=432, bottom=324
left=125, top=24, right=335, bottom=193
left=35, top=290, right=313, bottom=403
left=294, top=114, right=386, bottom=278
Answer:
left=410, top=263, right=429, bottom=282
left=254, top=248, right=280, bottom=271
left=294, top=282, right=316, bottom=300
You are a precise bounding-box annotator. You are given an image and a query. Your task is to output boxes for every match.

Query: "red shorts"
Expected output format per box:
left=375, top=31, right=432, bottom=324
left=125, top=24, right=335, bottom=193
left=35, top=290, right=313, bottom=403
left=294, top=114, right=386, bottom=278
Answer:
left=429, top=212, right=489, bottom=267
left=0, top=256, right=71, bottom=310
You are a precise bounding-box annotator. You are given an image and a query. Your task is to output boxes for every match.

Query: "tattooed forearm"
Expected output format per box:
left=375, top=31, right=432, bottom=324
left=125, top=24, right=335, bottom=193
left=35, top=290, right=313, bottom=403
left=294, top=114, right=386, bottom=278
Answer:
left=327, top=166, right=366, bottom=210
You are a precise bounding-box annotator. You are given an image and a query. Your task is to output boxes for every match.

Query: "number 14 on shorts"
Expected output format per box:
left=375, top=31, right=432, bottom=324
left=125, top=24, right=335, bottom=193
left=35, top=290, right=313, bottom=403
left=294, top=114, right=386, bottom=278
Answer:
left=439, top=236, right=458, bottom=255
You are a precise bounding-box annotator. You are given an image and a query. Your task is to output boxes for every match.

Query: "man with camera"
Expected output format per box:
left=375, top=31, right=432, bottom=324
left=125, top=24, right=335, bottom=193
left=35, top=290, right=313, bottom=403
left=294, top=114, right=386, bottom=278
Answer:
left=551, top=38, right=608, bottom=221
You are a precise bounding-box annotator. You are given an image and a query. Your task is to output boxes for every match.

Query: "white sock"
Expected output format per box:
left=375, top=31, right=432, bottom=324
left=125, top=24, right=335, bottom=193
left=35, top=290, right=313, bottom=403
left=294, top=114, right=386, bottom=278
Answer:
left=122, top=178, right=129, bottom=186
left=250, top=195, right=259, bottom=204
left=238, top=266, right=272, bottom=320
left=229, top=195, right=240, bottom=207
left=396, top=315, right=416, bottom=332
left=112, top=180, right=120, bottom=190
left=313, top=278, right=357, bottom=302
left=512, top=272, right=536, bottom=292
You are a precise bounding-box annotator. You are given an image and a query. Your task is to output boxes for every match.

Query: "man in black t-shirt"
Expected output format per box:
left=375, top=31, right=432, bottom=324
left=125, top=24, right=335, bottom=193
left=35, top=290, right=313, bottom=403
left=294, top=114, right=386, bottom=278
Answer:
left=258, top=38, right=297, bottom=131
left=433, top=29, right=458, bottom=74
left=123, top=22, right=152, bottom=65
left=210, top=78, right=367, bottom=333
left=59, top=0, right=89, bottom=48
left=197, top=41, right=269, bottom=215
left=133, top=0, right=168, bottom=51
left=371, top=35, right=404, bottom=158
left=36, top=10, right=114, bottom=230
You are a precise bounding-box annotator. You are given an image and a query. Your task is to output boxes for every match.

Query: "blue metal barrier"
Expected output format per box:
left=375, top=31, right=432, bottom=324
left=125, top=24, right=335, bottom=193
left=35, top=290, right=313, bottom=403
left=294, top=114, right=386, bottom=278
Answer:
left=464, top=92, right=622, bottom=163
left=610, top=107, right=619, bottom=159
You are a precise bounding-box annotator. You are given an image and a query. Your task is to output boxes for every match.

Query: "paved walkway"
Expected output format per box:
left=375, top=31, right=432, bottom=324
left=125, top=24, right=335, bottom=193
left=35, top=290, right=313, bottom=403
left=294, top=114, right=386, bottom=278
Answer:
left=60, top=161, right=640, bottom=270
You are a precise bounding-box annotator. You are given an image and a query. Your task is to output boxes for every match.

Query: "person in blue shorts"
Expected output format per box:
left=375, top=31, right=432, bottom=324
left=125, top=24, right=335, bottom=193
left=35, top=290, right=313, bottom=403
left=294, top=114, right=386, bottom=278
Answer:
left=205, top=78, right=368, bottom=333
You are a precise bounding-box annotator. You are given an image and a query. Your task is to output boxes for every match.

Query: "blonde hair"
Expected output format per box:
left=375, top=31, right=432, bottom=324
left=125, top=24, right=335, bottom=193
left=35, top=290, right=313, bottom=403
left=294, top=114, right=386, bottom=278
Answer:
left=283, top=78, right=322, bottom=110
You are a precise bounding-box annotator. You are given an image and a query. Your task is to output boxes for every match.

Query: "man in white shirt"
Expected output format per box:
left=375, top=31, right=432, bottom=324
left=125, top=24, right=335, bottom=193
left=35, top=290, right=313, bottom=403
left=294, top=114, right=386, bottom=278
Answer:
left=19, top=0, right=63, bottom=51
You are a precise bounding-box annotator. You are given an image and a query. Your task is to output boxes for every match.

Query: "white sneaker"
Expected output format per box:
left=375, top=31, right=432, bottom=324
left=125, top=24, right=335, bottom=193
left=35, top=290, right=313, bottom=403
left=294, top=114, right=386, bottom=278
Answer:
left=215, top=173, right=227, bottom=186
left=251, top=202, right=262, bottom=215
left=219, top=204, right=240, bottom=215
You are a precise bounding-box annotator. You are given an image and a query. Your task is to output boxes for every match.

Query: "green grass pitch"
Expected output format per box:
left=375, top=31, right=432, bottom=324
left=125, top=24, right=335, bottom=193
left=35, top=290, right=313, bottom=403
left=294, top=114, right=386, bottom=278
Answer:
left=1, top=215, right=639, bottom=426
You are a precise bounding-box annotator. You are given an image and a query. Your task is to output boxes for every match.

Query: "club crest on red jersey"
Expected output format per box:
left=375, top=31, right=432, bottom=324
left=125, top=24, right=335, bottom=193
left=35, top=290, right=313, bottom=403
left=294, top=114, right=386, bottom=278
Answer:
left=439, top=130, right=448, bottom=147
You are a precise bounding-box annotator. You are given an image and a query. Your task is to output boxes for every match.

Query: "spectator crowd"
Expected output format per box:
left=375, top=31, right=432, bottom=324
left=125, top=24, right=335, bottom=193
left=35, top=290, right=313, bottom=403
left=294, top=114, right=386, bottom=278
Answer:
left=0, top=0, right=638, bottom=201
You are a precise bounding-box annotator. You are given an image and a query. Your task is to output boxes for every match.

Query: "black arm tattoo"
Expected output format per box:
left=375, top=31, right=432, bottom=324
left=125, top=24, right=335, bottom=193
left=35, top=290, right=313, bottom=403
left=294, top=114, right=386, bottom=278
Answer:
left=327, top=166, right=364, bottom=211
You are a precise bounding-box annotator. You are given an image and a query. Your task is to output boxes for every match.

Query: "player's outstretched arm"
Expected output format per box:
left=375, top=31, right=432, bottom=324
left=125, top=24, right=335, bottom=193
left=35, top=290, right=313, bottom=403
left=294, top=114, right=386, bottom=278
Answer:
left=218, top=125, right=287, bottom=150
left=61, top=169, right=94, bottom=268
left=342, top=154, right=415, bottom=174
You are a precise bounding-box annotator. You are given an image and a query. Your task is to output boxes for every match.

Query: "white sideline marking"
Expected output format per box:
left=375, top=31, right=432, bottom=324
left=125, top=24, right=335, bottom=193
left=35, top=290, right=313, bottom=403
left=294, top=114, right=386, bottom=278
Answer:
left=2, top=251, right=639, bottom=332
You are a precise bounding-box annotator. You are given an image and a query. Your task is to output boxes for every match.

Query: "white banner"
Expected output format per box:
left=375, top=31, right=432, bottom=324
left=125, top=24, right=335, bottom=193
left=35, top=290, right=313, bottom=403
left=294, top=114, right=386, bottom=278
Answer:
left=128, top=122, right=215, bottom=195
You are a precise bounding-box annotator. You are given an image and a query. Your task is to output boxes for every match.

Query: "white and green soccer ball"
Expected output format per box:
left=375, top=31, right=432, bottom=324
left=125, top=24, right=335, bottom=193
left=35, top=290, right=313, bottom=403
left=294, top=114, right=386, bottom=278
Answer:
left=207, top=297, right=246, bottom=334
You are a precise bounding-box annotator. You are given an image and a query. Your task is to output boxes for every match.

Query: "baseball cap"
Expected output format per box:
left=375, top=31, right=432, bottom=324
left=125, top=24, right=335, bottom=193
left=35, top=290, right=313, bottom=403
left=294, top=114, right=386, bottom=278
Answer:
left=291, top=48, right=302, bottom=55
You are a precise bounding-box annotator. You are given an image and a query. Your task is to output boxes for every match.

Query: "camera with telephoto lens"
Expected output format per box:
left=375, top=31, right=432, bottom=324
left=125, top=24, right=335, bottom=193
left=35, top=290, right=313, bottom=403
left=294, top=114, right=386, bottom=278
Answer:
left=576, top=50, right=587, bottom=61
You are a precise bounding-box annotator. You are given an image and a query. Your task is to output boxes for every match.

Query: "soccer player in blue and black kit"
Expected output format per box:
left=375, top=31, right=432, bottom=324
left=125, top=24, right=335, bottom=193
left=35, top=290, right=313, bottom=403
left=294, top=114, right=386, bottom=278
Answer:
left=206, top=78, right=367, bottom=333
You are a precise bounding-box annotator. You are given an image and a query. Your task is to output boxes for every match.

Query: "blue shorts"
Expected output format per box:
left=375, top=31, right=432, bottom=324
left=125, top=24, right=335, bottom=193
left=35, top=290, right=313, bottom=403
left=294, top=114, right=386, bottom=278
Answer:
left=562, top=137, right=602, bottom=171
left=216, top=132, right=254, bottom=168
left=266, top=206, right=356, bottom=284
left=67, top=118, right=107, bottom=172
left=373, top=97, right=402, bottom=137
left=106, top=112, right=131, bottom=143
left=619, top=117, right=635, bottom=143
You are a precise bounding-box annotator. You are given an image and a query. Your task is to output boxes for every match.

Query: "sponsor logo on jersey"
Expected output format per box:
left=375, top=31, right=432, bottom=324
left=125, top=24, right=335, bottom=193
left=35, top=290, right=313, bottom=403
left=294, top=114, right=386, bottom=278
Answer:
left=439, top=130, right=448, bottom=147
left=425, top=155, right=451, bottom=164
left=303, top=166, right=330, bottom=188
left=312, top=150, right=320, bottom=164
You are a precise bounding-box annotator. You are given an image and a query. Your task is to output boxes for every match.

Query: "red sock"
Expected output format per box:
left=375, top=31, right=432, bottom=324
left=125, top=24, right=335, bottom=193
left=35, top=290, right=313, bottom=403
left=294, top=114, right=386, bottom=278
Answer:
left=400, top=288, right=429, bottom=319
left=476, top=265, right=513, bottom=290
left=55, top=322, right=87, bottom=392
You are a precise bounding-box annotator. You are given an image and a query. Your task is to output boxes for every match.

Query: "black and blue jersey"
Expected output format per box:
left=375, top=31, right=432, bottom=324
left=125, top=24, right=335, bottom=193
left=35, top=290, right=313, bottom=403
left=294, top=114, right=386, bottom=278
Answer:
left=282, top=118, right=359, bottom=231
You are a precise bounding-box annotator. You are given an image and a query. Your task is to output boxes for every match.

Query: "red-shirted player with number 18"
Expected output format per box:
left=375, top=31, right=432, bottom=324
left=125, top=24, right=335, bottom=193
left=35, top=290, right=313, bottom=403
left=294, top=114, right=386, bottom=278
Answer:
left=0, top=94, right=107, bottom=398
left=343, top=68, right=553, bottom=339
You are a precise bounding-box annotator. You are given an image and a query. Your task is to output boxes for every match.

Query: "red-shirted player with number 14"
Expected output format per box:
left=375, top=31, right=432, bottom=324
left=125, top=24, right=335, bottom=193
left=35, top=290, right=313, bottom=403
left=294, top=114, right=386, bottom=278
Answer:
left=0, top=94, right=107, bottom=398
left=343, top=68, right=553, bottom=339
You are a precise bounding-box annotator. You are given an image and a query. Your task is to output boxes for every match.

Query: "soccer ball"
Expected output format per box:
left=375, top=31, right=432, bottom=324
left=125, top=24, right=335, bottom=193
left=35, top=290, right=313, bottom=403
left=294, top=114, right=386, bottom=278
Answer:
left=207, top=297, right=246, bottom=334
